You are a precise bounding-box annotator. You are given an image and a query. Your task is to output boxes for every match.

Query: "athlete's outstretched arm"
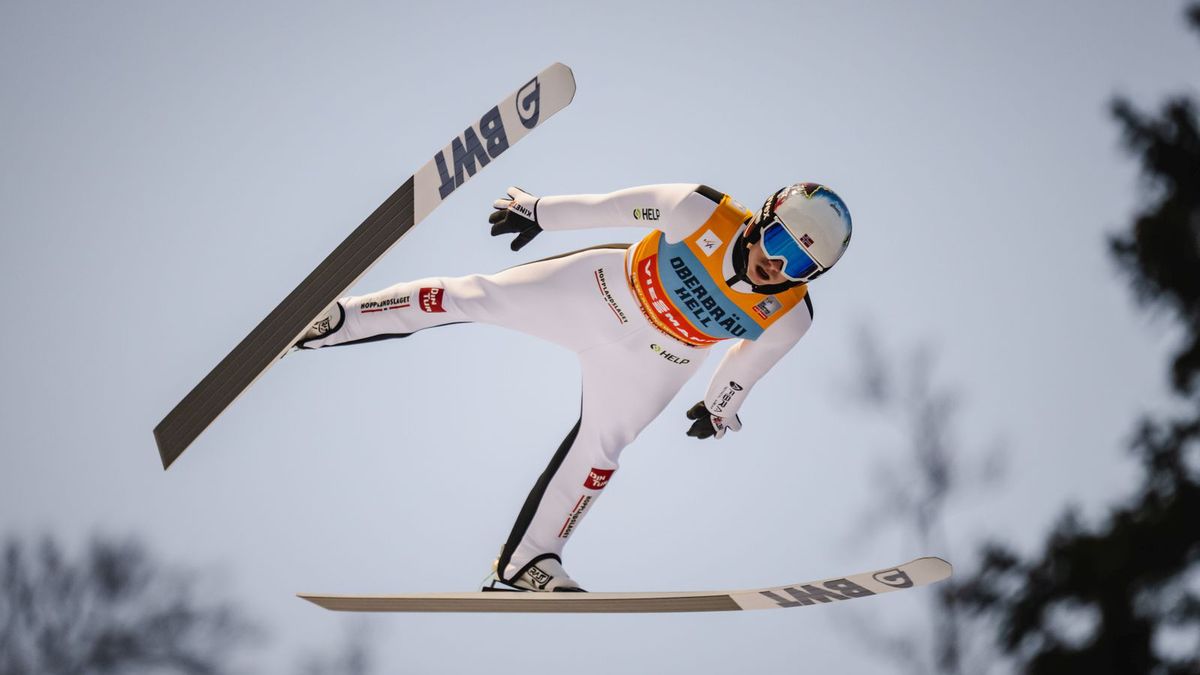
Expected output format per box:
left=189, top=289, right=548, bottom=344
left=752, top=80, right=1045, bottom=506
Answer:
left=490, top=184, right=728, bottom=250
left=699, top=301, right=814, bottom=421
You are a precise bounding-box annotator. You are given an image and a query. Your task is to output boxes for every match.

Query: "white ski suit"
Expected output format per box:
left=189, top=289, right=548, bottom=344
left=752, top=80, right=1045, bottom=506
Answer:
left=302, top=183, right=814, bottom=584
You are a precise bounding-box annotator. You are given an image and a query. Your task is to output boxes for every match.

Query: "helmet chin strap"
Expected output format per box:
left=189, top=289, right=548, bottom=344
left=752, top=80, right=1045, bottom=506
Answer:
left=728, top=222, right=804, bottom=296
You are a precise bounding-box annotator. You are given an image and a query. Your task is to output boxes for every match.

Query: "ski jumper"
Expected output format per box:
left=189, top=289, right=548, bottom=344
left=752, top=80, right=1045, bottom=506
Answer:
left=301, top=184, right=815, bottom=583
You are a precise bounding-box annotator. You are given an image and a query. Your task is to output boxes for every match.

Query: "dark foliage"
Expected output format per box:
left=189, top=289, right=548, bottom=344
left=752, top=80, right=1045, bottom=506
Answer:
left=959, top=5, right=1200, bottom=673
left=1109, top=78, right=1200, bottom=394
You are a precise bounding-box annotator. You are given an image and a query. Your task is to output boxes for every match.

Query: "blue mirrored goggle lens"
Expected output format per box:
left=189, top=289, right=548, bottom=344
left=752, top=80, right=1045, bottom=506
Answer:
left=761, top=220, right=820, bottom=281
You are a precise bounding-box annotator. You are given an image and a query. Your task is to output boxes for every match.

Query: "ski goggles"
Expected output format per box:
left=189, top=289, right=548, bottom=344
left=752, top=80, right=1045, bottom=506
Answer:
left=760, top=219, right=825, bottom=282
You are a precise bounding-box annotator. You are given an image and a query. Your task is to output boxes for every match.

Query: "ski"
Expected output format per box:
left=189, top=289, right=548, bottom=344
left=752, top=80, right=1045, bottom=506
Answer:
left=153, top=63, right=576, bottom=469
left=298, top=556, right=951, bottom=614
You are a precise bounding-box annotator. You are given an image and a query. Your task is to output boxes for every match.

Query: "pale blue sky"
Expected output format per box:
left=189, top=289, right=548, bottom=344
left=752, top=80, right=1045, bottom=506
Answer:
left=2, top=1, right=1197, bottom=672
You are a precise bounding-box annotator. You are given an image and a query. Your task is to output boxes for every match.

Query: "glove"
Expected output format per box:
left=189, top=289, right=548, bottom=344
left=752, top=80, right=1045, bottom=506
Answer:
left=685, top=401, right=742, bottom=440
left=489, top=186, right=543, bottom=251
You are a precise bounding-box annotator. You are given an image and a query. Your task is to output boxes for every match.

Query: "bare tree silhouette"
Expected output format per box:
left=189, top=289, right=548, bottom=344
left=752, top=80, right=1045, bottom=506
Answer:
left=844, top=328, right=1005, bottom=675
left=296, top=619, right=374, bottom=675
left=0, top=535, right=255, bottom=675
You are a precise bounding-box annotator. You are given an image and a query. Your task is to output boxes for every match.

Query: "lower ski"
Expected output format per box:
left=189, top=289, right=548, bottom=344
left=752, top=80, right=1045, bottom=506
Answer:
left=298, top=556, right=951, bottom=614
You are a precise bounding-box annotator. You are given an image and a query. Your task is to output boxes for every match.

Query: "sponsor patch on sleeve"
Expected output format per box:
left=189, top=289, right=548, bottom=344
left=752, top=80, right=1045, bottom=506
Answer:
left=418, top=287, right=446, bottom=313
left=584, top=467, right=615, bottom=490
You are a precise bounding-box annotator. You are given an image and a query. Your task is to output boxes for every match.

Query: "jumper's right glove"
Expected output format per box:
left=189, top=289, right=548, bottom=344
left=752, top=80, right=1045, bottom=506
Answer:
left=489, top=186, right=542, bottom=251
left=685, top=401, right=742, bottom=440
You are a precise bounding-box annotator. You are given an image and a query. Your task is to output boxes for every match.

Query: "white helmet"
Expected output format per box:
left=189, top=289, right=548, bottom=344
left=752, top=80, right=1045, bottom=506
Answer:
left=754, top=183, right=853, bottom=283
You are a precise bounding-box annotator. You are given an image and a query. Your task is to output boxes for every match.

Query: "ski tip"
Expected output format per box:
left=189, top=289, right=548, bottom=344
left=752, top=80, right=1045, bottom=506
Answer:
left=908, top=556, right=954, bottom=582
left=546, top=62, right=576, bottom=104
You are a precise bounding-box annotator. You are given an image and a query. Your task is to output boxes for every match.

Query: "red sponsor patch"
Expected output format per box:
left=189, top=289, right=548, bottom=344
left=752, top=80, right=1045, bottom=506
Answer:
left=418, top=287, right=445, bottom=313
left=584, top=467, right=615, bottom=490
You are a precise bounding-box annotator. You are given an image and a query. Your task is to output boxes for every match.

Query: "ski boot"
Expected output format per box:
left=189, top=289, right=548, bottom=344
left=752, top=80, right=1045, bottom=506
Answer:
left=482, top=554, right=586, bottom=592
left=292, top=301, right=344, bottom=350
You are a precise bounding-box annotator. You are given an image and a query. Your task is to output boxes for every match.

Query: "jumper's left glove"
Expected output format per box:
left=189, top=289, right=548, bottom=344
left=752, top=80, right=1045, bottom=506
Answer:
left=489, top=186, right=542, bottom=251
left=685, top=401, right=742, bottom=440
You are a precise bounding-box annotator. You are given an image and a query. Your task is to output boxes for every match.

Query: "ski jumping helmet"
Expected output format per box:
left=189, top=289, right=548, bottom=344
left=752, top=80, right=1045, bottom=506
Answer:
left=735, top=182, right=853, bottom=294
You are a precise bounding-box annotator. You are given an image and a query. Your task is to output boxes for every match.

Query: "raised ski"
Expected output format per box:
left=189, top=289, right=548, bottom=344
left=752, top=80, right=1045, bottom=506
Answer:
left=153, top=63, right=576, bottom=469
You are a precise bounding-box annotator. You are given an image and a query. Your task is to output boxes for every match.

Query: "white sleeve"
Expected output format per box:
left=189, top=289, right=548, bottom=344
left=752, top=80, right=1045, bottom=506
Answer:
left=702, top=300, right=813, bottom=418
left=535, top=184, right=721, bottom=243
